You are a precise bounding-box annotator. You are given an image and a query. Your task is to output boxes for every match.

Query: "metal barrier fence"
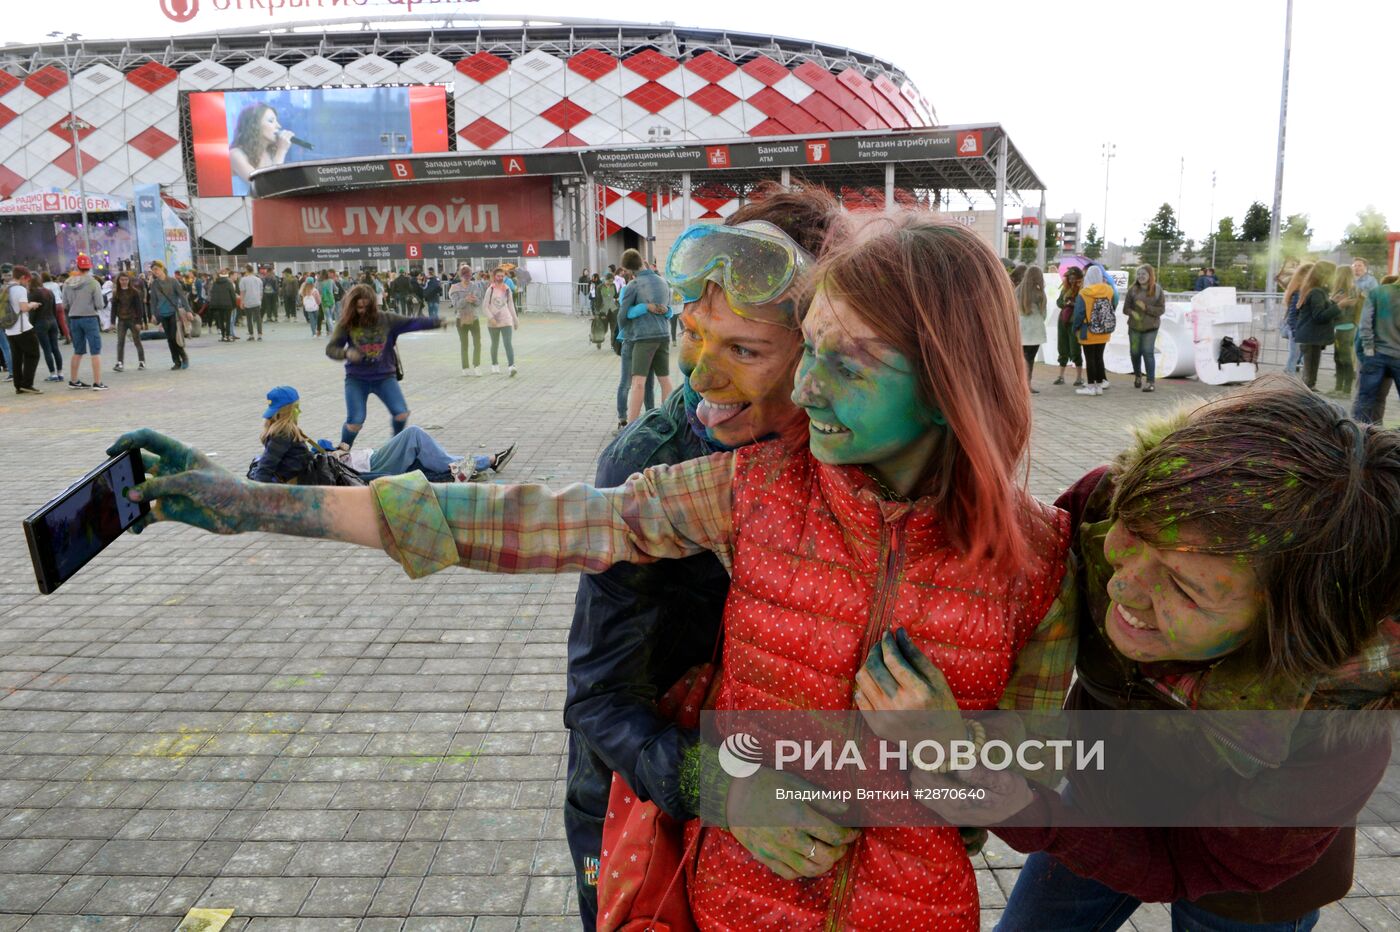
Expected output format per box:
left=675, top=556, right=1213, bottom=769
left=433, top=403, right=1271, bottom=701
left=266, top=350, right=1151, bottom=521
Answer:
left=1165, top=290, right=1342, bottom=377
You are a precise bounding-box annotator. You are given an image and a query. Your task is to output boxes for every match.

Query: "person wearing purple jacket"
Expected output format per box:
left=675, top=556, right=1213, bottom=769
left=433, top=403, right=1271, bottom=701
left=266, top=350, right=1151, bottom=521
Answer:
left=326, top=283, right=447, bottom=449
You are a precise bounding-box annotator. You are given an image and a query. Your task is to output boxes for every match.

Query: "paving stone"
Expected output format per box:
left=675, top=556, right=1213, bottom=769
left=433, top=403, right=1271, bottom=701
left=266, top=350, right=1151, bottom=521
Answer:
left=414, top=875, right=529, bottom=915
left=198, top=876, right=317, bottom=917
left=0, top=874, right=65, bottom=912
left=285, top=841, right=401, bottom=877
left=299, top=876, right=380, bottom=917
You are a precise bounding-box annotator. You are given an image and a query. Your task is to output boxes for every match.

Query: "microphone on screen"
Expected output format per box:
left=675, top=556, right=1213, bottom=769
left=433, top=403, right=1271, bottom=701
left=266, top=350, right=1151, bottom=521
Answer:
left=289, top=136, right=315, bottom=151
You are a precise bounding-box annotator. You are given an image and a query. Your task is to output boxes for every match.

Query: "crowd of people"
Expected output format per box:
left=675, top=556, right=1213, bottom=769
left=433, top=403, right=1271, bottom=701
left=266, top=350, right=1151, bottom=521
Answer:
left=99, top=188, right=1397, bottom=932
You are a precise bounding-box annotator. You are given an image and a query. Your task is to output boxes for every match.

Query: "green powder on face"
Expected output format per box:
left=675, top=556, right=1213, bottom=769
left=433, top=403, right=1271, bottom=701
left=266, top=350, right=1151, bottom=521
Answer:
left=1157, top=522, right=1180, bottom=545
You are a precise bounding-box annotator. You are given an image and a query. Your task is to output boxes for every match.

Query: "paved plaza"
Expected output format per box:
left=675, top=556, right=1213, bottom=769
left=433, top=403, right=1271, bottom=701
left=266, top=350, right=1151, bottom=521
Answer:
left=0, top=314, right=1396, bottom=931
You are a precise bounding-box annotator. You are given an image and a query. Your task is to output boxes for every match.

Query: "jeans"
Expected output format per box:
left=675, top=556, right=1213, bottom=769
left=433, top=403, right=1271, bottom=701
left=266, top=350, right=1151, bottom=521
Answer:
left=364, top=425, right=488, bottom=476
left=1284, top=335, right=1302, bottom=374
left=1083, top=342, right=1107, bottom=384
left=427, top=300, right=440, bottom=320
left=1354, top=353, right=1400, bottom=424
left=116, top=319, right=145, bottom=365
left=343, top=375, right=409, bottom=447
left=1299, top=344, right=1325, bottom=388
left=615, top=340, right=656, bottom=420
left=161, top=315, right=188, bottom=367
left=305, top=309, right=319, bottom=337
left=0, top=326, right=13, bottom=373
left=997, top=851, right=1319, bottom=932
left=35, top=318, right=61, bottom=373
left=457, top=320, right=481, bottom=369
left=489, top=325, right=515, bottom=366
left=1129, top=328, right=1158, bottom=380
left=245, top=304, right=263, bottom=337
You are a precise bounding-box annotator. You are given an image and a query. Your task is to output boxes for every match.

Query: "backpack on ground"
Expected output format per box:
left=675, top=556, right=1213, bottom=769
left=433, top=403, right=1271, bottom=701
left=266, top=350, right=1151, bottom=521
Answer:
left=1088, top=295, right=1117, bottom=335
left=1218, top=336, right=1244, bottom=365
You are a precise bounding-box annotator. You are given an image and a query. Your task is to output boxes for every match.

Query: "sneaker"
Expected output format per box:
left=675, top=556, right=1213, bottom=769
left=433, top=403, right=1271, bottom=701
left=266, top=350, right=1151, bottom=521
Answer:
left=1072, top=378, right=1084, bottom=387
left=91, top=382, right=108, bottom=391
left=491, top=365, right=501, bottom=374
left=617, top=418, right=627, bottom=430
left=180, top=361, right=189, bottom=370
left=2, top=375, right=11, bottom=382
left=1133, top=375, right=1142, bottom=389
left=1052, top=376, right=1065, bottom=385
left=1143, top=382, right=1155, bottom=393
left=171, top=364, right=182, bottom=371
left=508, top=365, right=518, bottom=378
left=18, top=386, right=41, bottom=394
left=45, top=374, right=63, bottom=382
left=113, top=361, right=124, bottom=372
left=1029, top=386, right=1040, bottom=394
left=1100, top=382, right=1110, bottom=390
left=1075, top=386, right=1097, bottom=396
left=138, top=361, right=145, bottom=370
left=491, top=443, right=517, bottom=474
left=68, top=380, right=88, bottom=389
left=257, top=336, right=262, bottom=341
left=473, top=367, right=482, bottom=377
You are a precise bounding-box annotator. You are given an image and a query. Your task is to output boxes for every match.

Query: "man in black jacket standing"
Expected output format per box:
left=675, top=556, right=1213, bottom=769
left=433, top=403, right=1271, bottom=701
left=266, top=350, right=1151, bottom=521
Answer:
left=563, top=190, right=835, bottom=929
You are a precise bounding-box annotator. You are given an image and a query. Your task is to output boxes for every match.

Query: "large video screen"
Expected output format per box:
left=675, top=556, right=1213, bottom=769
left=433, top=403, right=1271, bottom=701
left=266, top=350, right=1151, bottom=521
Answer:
left=189, top=86, right=450, bottom=197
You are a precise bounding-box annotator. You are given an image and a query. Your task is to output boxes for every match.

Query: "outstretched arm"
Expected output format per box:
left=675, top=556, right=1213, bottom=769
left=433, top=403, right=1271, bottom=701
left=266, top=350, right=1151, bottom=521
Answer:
left=110, top=430, right=381, bottom=548
left=109, top=430, right=736, bottom=579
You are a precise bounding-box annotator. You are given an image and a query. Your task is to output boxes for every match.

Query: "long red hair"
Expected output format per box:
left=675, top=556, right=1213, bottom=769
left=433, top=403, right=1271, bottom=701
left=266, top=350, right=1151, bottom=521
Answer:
left=814, top=214, right=1034, bottom=569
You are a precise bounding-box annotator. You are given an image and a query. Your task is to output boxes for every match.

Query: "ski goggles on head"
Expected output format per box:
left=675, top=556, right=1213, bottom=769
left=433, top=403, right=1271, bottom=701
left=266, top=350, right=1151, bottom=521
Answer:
left=665, top=220, right=813, bottom=327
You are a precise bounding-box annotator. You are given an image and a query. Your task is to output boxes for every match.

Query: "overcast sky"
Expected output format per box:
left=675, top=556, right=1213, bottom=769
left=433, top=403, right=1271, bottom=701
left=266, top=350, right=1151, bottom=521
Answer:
left=8, top=0, right=1394, bottom=247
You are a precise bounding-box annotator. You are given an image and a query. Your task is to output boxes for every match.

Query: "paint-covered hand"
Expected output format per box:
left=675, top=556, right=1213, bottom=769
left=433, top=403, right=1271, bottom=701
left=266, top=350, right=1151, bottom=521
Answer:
left=107, top=429, right=257, bottom=536
left=911, top=765, right=1035, bottom=827
left=854, top=629, right=965, bottom=747
left=727, top=766, right=860, bottom=880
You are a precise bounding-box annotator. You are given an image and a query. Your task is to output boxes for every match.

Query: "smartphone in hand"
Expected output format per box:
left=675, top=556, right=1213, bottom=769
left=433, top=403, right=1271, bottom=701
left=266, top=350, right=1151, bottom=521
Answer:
left=23, top=450, right=149, bottom=594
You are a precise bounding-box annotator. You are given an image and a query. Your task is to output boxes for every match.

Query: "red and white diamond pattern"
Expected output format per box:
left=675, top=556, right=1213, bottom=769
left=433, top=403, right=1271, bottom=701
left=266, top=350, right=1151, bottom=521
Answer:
left=0, top=45, right=931, bottom=242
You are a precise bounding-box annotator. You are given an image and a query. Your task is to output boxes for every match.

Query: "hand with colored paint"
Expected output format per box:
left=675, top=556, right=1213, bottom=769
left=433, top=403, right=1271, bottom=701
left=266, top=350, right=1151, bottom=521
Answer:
left=107, top=430, right=254, bottom=535
left=910, top=763, right=1036, bottom=827
left=727, top=766, right=860, bottom=880
left=853, top=629, right=965, bottom=748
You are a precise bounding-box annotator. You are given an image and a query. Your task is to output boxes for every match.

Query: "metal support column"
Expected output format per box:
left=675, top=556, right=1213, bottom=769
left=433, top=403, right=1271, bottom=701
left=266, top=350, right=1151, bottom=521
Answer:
left=681, top=171, right=692, bottom=228
left=1036, top=190, right=1047, bottom=268
left=645, top=186, right=655, bottom=265
left=993, top=136, right=1009, bottom=259
left=584, top=173, right=598, bottom=275
left=884, top=162, right=896, bottom=214
left=1265, top=0, right=1293, bottom=300
left=780, top=167, right=791, bottom=191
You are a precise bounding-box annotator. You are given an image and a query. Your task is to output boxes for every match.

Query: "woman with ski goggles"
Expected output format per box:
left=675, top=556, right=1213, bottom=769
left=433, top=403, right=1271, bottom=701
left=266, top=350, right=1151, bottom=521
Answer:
left=113, top=210, right=1070, bottom=931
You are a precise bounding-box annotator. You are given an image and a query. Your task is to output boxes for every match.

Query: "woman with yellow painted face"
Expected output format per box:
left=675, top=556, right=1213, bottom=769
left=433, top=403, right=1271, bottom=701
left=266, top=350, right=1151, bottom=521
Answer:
left=112, top=210, right=1075, bottom=931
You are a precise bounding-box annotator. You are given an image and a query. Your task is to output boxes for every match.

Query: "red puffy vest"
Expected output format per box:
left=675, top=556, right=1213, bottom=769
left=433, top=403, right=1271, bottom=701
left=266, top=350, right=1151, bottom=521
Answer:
left=689, top=442, right=1069, bottom=931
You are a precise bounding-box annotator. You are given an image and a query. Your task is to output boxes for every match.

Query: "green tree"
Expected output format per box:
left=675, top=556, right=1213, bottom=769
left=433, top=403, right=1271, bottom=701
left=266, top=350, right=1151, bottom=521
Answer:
left=1181, top=238, right=1196, bottom=263
left=1018, top=236, right=1038, bottom=264
left=1083, top=224, right=1103, bottom=259
left=1240, top=202, right=1271, bottom=243
left=1139, top=203, right=1185, bottom=265
left=1343, top=205, right=1388, bottom=246
left=1280, top=213, right=1313, bottom=259
left=1203, top=216, right=1237, bottom=266
left=1045, top=219, right=1061, bottom=256
left=1342, top=206, right=1389, bottom=268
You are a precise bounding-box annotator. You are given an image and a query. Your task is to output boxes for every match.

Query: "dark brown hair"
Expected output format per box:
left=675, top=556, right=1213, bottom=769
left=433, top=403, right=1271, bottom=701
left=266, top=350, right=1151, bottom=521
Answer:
left=339, top=283, right=380, bottom=330
left=620, top=248, right=644, bottom=272
left=729, top=182, right=841, bottom=258
left=813, top=214, right=1036, bottom=569
left=1112, top=375, right=1400, bottom=683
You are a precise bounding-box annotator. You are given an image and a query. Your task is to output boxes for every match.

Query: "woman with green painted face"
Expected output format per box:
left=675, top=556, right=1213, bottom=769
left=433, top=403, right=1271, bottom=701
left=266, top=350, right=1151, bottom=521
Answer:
left=855, top=377, right=1400, bottom=931
left=112, top=213, right=1072, bottom=930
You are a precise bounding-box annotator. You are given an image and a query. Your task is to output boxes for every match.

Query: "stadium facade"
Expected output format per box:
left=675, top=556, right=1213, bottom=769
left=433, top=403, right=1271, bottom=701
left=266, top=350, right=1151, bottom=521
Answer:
left=0, top=16, right=1042, bottom=281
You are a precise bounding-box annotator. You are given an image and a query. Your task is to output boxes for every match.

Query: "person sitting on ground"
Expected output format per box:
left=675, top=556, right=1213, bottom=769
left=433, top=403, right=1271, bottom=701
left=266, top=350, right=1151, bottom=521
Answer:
left=249, top=385, right=516, bottom=486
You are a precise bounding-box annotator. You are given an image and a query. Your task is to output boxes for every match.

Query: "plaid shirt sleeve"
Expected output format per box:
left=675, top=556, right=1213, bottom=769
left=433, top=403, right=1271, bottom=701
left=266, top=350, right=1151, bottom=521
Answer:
left=999, top=554, right=1079, bottom=713
left=370, top=451, right=737, bottom=580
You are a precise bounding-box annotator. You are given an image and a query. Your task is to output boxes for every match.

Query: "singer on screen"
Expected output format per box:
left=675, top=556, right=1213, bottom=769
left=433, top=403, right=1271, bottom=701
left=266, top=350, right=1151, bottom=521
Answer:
left=229, top=102, right=296, bottom=184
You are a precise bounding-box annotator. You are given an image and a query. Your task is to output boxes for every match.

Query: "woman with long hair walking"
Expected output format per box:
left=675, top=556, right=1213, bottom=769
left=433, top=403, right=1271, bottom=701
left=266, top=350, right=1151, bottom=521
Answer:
left=111, top=272, right=146, bottom=372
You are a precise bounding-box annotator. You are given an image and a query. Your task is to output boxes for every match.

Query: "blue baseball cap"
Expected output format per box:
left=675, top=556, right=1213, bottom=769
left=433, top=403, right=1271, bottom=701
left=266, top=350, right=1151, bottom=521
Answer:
left=263, top=385, right=299, bottom=419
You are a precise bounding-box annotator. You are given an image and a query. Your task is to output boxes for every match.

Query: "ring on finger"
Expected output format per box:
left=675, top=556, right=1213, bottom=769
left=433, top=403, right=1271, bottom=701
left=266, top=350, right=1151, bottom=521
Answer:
left=808, top=842, right=818, bottom=859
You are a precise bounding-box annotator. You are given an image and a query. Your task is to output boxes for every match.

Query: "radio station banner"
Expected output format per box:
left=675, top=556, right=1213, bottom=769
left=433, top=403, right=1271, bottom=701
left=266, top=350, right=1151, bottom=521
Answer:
left=249, top=128, right=1001, bottom=198
left=248, top=241, right=569, bottom=263
left=250, top=177, right=555, bottom=249
left=0, top=189, right=127, bottom=215
left=190, top=85, right=449, bottom=198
